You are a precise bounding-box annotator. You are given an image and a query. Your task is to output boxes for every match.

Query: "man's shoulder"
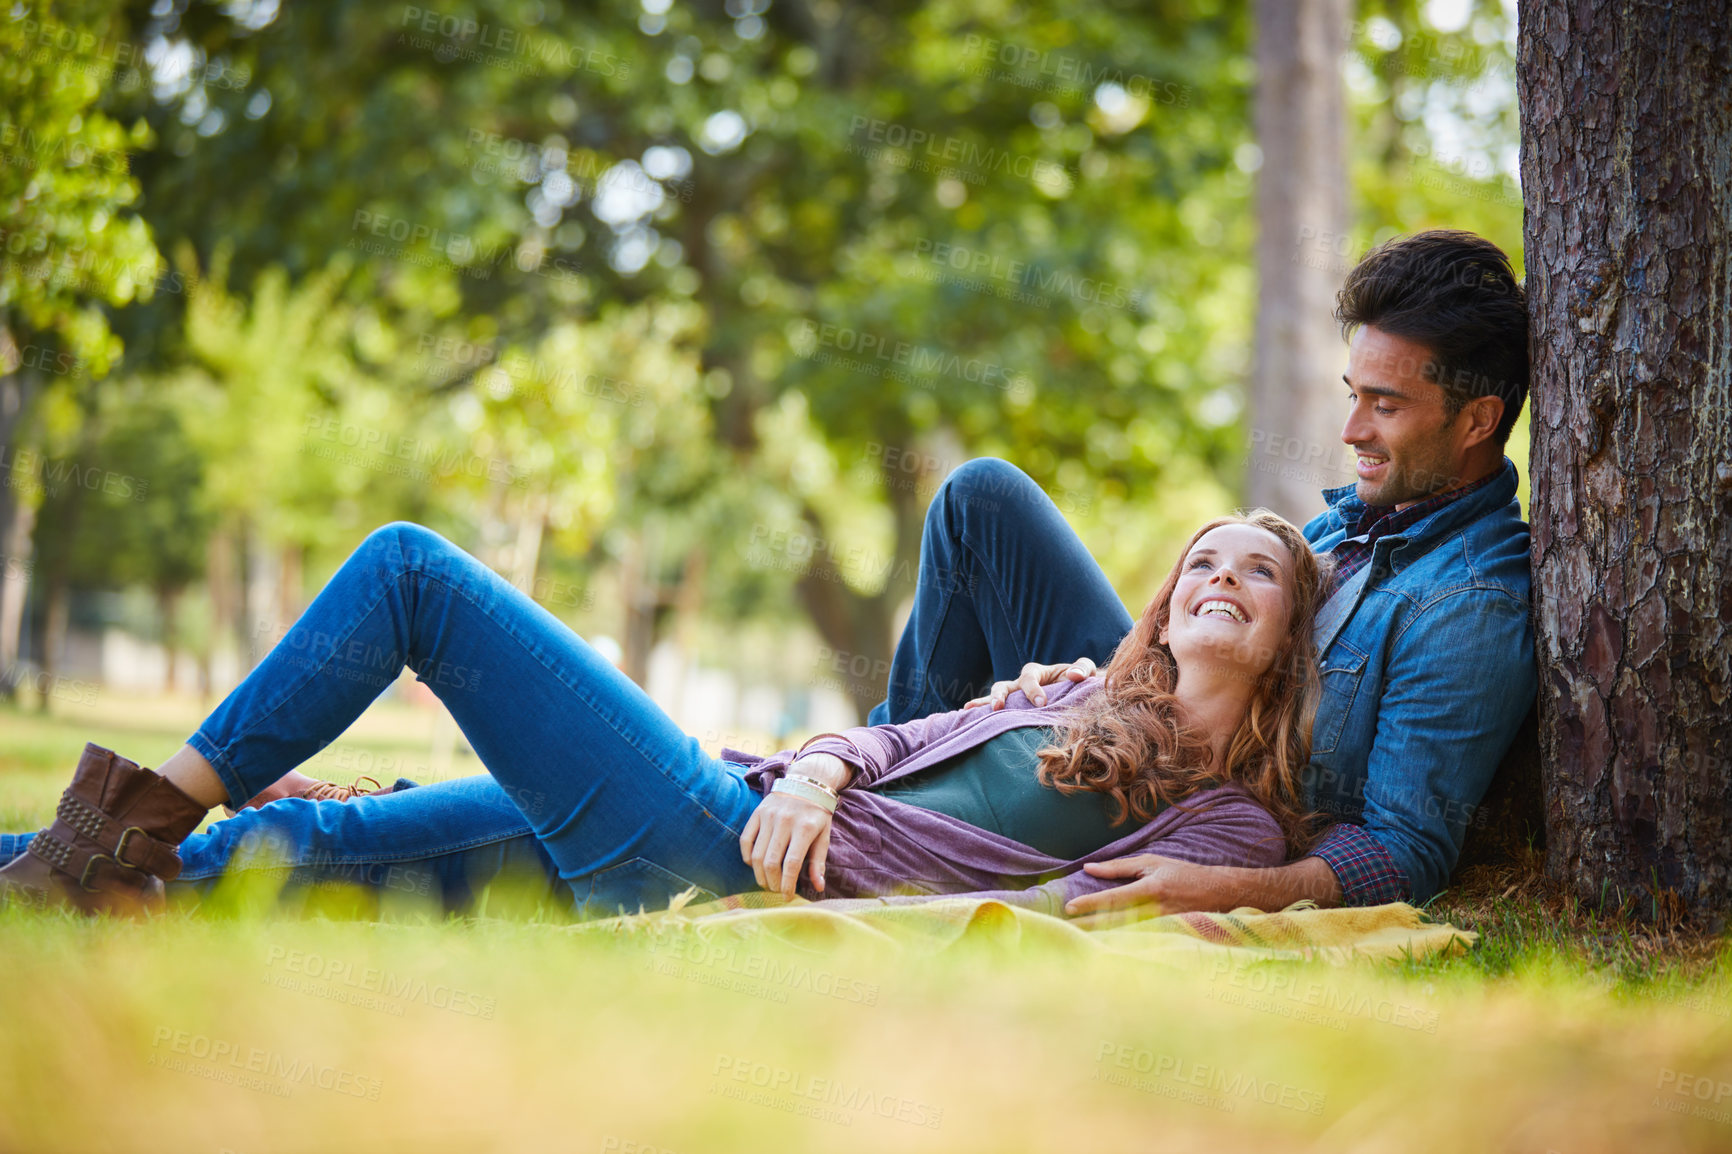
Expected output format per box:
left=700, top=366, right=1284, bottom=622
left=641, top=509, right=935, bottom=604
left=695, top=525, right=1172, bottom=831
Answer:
left=1393, top=496, right=1531, bottom=604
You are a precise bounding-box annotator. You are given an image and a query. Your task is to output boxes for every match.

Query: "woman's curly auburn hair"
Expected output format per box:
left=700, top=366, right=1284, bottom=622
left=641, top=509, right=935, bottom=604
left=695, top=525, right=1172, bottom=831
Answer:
left=1035, top=511, right=1330, bottom=854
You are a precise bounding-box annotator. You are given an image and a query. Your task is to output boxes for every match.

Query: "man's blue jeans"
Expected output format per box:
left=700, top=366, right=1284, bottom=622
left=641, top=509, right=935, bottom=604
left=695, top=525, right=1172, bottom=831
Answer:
left=869, top=458, right=1133, bottom=725
left=7, top=522, right=765, bottom=918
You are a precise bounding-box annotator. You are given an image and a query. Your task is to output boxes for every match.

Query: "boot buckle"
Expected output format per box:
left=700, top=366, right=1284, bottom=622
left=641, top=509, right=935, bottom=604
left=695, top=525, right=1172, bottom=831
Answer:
left=114, top=827, right=153, bottom=871
left=79, top=853, right=118, bottom=892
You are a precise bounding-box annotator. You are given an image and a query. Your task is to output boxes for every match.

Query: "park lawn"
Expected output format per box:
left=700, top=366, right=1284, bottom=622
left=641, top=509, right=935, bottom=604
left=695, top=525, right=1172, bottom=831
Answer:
left=1, top=698, right=1730, bottom=1153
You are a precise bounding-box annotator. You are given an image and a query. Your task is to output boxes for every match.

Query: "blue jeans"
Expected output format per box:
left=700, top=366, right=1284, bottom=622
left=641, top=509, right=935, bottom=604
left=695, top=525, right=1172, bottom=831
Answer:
left=869, top=458, right=1133, bottom=725
left=0, top=775, right=567, bottom=913
left=7, top=522, right=764, bottom=918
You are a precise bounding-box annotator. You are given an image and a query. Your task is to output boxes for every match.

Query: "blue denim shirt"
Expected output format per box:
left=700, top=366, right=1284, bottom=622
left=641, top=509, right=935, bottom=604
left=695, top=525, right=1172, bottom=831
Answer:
left=1301, top=458, right=1536, bottom=903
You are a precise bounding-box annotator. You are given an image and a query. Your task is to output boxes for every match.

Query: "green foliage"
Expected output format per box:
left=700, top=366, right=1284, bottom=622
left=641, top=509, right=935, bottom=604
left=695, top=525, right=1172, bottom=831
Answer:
left=1, top=0, right=1533, bottom=675
left=1349, top=0, right=1523, bottom=264
left=0, top=0, right=162, bottom=372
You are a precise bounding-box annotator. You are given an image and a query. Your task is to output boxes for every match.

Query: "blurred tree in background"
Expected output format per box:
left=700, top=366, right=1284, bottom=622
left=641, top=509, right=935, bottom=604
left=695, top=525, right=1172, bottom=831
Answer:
left=0, top=0, right=1521, bottom=720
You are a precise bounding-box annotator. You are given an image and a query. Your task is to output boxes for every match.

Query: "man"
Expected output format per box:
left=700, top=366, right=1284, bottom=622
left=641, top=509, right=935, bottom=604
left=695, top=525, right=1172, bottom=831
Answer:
left=867, top=229, right=1536, bottom=914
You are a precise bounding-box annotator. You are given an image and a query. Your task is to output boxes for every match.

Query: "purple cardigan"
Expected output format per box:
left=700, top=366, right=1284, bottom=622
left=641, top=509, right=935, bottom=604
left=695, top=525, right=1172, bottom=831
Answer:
left=726, top=677, right=1287, bottom=914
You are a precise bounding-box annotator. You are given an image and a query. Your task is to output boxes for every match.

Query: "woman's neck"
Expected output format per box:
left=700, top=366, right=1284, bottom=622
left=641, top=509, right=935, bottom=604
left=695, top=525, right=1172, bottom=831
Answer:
left=1171, top=666, right=1254, bottom=772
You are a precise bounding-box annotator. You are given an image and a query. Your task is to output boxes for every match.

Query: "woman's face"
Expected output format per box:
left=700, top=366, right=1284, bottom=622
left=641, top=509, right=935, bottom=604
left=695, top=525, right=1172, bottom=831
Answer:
left=1160, top=523, right=1297, bottom=683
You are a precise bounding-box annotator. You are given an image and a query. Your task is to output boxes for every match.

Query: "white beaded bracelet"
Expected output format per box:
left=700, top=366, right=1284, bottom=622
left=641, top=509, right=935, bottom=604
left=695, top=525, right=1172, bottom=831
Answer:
left=771, top=776, right=839, bottom=813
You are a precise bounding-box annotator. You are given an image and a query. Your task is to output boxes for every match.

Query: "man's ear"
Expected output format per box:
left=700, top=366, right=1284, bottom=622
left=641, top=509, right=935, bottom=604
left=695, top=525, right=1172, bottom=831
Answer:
left=1461, top=395, right=1504, bottom=449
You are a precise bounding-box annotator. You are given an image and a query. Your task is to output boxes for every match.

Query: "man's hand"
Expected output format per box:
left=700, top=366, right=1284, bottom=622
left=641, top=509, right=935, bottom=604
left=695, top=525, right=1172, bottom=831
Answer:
left=1063, top=854, right=1345, bottom=918
left=1063, top=855, right=1224, bottom=918
left=963, top=657, right=1096, bottom=711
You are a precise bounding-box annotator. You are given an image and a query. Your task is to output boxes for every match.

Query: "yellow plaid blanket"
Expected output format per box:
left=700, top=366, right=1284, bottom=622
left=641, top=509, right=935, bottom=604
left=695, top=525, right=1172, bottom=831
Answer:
left=568, top=891, right=1476, bottom=968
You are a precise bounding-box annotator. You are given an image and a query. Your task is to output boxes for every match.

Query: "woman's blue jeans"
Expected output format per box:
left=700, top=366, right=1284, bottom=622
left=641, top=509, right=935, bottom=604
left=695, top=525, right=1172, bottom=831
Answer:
left=1, top=460, right=1130, bottom=913
left=1, top=776, right=565, bottom=913
left=7, top=522, right=764, bottom=918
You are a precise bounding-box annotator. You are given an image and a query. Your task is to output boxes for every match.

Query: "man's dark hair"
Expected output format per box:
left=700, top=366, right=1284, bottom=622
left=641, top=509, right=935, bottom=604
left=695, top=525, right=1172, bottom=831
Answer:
left=1334, top=229, right=1529, bottom=444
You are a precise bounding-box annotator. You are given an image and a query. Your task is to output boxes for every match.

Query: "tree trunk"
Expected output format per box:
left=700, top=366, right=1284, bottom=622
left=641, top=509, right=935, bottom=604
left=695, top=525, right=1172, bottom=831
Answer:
left=793, top=448, right=926, bottom=722
left=205, top=524, right=244, bottom=691
left=156, top=585, right=181, bottom=696
left=619, top=523, right=662, bottom=688
left=276, top=544, right=304, bottom=633
left=1246, top=0, right=1354, bottom=522
left=0, top=360, right=40, bottom=699
left=1520, top=0, right=1732, bottom=922
left=0, top=497, right=34, bottom=698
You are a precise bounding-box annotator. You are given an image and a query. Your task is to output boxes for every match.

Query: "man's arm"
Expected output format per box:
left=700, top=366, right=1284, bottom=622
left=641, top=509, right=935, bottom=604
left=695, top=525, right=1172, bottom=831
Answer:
left=1069, top=587, right=1535, bottom=913
left=1063, top=854, right=1341, bottom=917
left=1326, top=588, right=1535, bottom=904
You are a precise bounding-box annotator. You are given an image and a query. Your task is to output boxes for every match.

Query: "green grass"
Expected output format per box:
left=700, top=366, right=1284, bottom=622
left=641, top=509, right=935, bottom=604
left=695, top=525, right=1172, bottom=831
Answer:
left=2, top=694, right=1731, bottom=1153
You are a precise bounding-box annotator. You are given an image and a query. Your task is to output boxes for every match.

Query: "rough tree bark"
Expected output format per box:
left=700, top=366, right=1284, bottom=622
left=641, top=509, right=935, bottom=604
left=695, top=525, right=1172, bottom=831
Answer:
left=1520, top=0, right=1732, bottom=921
left=1246, top=0, right=1355, bottom=523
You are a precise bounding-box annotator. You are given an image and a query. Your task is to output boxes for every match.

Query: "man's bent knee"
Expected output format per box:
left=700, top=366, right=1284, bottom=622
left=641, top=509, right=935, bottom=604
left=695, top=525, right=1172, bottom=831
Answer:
left=362, top=521, right=457, bottom=575
left=937, top=457, right=1043, bottom=516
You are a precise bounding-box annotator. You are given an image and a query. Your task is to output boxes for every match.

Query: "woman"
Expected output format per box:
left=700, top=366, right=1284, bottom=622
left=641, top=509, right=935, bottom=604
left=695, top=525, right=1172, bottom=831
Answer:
left=0, top=511, right=1324, bottom=919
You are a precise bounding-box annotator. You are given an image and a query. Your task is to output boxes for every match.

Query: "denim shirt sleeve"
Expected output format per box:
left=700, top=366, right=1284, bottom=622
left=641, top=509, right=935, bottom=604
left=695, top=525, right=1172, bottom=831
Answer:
left=1340, top=586, right=1535, bottom=904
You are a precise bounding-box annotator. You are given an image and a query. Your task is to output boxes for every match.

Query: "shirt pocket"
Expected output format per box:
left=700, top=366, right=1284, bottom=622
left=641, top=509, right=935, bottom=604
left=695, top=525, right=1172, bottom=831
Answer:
left=1312, top=638, right=1368, bottom=758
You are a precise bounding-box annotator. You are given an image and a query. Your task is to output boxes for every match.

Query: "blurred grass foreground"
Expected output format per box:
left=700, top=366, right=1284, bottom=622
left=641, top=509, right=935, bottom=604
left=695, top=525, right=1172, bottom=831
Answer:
left=2, top=695, right=1732, bottom=1154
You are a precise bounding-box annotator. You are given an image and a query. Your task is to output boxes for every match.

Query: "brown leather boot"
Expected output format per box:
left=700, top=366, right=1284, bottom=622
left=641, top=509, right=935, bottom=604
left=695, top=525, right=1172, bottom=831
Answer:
left=0, top=743, right=208, bottom=916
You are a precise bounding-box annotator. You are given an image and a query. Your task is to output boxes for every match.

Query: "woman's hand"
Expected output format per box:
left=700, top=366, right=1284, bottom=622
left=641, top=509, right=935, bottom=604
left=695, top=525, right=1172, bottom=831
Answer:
left=740, top=792, right=835, bottom=900
left=963, top=657, right=1096, bottom=710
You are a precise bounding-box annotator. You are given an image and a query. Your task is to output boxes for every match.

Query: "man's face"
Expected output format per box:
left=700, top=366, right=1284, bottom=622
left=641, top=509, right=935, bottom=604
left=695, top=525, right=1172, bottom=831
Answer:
left=1341, top=326, right=1475, bottom=509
